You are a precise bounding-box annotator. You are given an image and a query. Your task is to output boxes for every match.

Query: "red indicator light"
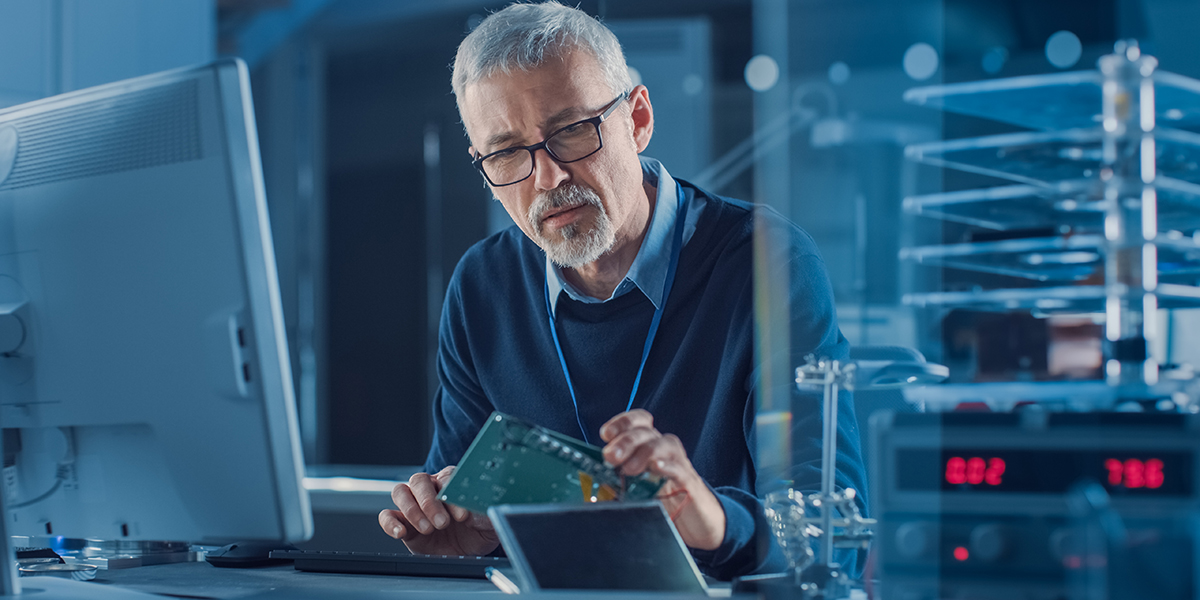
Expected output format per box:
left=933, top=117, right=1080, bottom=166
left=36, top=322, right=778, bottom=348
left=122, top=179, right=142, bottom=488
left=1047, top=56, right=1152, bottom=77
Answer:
left=1105, top=458, right=1123, bottom=486
left=1104, top=458, right=1165, bottom=489
left=1146, top=459, right=1164, bottom=489
left=966, top=457, right=986, bottom=484
left=946, top=456, right=1006, bottom=486
left=953, top=546, right=969, bottom=562
left=1124, top=459, right=1145, bottom=488
left=946, top=457, right=966, bottom=484
left=985, top=457, right=1006, bottom=486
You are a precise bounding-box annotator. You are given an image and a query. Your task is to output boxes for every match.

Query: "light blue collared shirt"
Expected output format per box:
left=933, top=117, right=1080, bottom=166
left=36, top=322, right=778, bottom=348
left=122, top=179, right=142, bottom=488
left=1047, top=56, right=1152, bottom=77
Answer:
left=547, top=157, right=703, bottom=316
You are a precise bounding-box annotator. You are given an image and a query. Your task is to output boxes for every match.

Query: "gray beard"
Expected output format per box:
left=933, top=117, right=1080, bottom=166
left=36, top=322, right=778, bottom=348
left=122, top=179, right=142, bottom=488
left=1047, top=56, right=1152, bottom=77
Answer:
left=528, top=184, right=615, bottom=269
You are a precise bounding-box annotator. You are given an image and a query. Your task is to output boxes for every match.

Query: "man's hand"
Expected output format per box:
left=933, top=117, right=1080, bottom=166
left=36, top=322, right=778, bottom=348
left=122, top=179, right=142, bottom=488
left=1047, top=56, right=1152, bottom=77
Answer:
left=377, top=466, right=500, bottom=556
left=600, top=409, right=726, bottom=551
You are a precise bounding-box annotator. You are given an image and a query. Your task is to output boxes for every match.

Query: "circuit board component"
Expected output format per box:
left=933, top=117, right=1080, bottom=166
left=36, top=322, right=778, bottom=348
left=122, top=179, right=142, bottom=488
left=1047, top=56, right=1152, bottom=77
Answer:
left=437, top=412, right=663, bottom=514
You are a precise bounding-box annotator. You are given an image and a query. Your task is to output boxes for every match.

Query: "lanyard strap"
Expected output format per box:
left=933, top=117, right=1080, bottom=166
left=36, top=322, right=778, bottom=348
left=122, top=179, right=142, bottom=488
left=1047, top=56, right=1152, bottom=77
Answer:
left=544, top=185, right=689, bottom=444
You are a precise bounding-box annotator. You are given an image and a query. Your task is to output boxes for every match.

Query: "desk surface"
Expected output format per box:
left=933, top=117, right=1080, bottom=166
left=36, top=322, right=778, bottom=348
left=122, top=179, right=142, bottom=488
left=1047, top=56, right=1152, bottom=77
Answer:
left=47, top=560, right=731, bottom=599
left=96, top=560, right=499, bottom=598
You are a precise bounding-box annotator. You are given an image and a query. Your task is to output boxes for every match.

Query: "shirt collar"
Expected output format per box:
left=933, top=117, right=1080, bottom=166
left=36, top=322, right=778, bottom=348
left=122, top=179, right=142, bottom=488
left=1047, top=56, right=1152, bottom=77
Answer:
left=547, top=156, right=679, bottom=316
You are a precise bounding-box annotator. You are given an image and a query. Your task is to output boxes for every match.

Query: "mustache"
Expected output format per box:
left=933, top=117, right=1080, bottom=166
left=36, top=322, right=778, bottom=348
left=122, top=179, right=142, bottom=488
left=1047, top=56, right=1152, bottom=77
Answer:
left=528, top=184, right=602, bottom=229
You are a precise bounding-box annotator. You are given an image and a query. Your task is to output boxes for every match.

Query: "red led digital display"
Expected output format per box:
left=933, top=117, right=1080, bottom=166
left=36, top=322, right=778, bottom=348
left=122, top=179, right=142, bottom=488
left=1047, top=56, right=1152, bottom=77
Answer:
left=944, top=457, right=1007, bottom=486
left=899, top=449, right=1190, bottom=496
left=941, top=455, right=1166, bottom=489
left=1104, top=458, right=1164, bottom=489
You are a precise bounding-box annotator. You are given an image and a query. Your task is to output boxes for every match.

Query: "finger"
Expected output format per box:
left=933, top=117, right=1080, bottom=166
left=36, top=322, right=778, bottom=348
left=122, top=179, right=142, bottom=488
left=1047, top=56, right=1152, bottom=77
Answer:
left=600, top=409, right=654, bottom=442
left=625, top=433, right=686, bottom=478
left=466, top=510, right=496, bottom=532
left=446, top=502, right=471, bottom=522
left=602, top=425, right=661, bottom=467
left=409, top=473, right=453, bottom=531
left=431, top=467, right=470, bottom=521
left=378, top=509, right=413, bottom=540
left=392, top=480, right=434, bottom=535
left=434, top=465, right=457, bottom=487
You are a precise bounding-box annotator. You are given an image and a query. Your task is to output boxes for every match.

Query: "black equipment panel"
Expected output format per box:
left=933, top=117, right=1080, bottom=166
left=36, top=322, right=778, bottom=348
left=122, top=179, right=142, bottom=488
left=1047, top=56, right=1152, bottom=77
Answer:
left=871, top=412, right=1200, bottom=600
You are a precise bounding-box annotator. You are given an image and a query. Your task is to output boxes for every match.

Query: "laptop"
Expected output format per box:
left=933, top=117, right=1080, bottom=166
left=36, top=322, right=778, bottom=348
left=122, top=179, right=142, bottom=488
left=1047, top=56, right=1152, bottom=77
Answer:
left=487, top=501, right=710, bottom=594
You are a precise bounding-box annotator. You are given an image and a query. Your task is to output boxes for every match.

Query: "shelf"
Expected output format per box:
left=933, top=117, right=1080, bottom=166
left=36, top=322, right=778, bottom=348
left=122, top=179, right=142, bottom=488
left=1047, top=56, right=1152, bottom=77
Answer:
left=902, top=381, right=1116, bottom=411
left=902, top=282, right=1200, bottom=311
left=903, top=375, right=1196, bottom=411
left=903, top=70, right=1200, bottom=131
left=906, top=128, right=1200, bottom=187
left=901, top=234, right=1200, bottom=282
left=903, top=180, right=1200, bottom=232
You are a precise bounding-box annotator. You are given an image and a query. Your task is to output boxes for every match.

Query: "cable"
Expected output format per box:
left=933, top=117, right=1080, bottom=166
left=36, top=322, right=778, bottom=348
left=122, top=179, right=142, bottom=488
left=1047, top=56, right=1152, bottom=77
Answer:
left=8, top=428, right=74, bottom=509
left=10, top=468, right=64, bottom=509
left=659, top=488, right=691, bottom=522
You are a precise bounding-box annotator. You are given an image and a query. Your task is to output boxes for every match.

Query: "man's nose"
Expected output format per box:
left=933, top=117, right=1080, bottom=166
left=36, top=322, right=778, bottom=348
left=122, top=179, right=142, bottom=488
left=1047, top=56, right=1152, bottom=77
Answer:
left=531, top=147, right=570, bottom=191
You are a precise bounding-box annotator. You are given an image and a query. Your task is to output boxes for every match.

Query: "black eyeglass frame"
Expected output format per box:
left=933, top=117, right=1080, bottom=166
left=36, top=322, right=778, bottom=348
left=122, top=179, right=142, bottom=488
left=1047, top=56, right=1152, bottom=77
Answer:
left=471, top=90, right=631, bottom=187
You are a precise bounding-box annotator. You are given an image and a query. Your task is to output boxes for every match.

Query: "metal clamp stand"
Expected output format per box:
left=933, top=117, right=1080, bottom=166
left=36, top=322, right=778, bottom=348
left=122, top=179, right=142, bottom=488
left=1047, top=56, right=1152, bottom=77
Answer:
left=788, top=358, right=860, bottom=599
left=762, top=355, right=947, bottom=599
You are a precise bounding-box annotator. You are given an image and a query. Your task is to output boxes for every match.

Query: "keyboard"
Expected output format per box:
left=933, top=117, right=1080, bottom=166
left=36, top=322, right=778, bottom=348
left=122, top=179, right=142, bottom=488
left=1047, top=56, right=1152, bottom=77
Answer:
left=269, top=550, right=509, bottom=579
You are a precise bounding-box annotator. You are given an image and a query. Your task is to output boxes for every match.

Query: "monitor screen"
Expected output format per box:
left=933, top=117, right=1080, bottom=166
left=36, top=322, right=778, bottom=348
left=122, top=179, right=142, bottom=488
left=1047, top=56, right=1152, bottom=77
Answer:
left=0, top=59, right=311, bottom=544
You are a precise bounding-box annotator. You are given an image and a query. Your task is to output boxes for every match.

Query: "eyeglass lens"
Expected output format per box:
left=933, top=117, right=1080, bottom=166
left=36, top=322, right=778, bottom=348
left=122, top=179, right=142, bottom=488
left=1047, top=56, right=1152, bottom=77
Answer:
left=481, top=122, right=601, bottom=185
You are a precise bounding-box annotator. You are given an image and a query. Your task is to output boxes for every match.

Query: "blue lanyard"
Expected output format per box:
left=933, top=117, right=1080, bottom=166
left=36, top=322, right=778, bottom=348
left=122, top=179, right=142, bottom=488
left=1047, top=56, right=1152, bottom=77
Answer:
left=544, top=186, right=689, bottom=444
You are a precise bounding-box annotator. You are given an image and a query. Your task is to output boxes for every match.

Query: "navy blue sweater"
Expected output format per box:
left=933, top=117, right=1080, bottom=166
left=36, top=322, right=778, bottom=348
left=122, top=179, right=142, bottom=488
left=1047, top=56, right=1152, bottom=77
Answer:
left=424, top=180, right=867, bottom=580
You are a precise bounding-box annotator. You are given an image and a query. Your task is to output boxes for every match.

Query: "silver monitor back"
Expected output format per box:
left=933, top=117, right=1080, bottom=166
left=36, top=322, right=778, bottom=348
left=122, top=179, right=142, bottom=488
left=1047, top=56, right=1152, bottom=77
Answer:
left=0, top=59, right=312, bottom=544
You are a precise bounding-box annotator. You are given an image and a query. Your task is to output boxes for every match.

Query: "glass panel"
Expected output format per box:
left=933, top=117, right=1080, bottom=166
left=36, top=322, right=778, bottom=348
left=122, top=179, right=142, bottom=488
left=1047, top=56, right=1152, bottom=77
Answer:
left=902, top=381, right=1118, bottom=411
left=903, top=283, right=1200, bottom=312
left=906, top=128, right=1200, bottom=187
left=904, top=180, right=1200, bottom=233
left=901, top=235, right=1200, bottom=282
left=904, top=70, right=1200, bottom=131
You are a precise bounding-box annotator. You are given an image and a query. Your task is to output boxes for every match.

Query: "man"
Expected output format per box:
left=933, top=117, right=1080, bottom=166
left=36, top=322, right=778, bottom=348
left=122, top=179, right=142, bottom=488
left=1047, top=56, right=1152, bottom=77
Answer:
left=378, top=1, right=866, bottom=580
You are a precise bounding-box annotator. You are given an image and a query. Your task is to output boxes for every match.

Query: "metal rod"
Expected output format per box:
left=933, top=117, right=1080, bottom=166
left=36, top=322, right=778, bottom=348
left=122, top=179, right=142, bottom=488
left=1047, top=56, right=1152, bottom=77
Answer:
left=1100, top=40, right=1158, bottom=389
left=820, top=364, right=838, bottom=567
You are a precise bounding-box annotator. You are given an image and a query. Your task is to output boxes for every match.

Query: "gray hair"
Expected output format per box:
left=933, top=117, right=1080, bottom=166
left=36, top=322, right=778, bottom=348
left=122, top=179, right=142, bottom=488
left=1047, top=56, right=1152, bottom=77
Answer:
left=452, top=2, right=632, bottom=117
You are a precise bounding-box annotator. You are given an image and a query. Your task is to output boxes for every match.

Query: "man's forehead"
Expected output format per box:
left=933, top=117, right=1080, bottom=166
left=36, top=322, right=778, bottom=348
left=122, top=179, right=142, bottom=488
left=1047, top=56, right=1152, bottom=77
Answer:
left=460, top=54, right=610, bottom=147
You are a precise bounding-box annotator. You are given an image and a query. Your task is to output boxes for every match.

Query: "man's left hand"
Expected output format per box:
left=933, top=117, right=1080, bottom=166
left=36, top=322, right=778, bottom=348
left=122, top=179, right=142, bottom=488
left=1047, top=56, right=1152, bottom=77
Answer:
left=600, top=409, right=726, bottom=551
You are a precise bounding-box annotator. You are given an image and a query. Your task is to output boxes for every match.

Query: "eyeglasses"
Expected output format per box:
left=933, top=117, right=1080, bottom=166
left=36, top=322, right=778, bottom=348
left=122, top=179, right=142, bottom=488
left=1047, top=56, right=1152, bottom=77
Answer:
left=472, top=90, right=630, bottom=187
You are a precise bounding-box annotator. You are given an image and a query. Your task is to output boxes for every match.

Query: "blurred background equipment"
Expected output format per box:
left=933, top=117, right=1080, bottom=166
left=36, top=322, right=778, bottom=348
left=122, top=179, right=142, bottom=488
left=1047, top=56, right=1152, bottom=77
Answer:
left=871, top=39, right=1200, bottom=600
left=873, top=410, right=1199, bottom=600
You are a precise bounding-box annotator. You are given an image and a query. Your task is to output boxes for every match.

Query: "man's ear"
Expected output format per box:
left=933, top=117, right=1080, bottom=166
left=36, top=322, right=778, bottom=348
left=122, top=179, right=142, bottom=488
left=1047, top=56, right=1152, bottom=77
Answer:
left=628, top=85, right=654, bottom=153
left=467, top=145, right=476, bottom=157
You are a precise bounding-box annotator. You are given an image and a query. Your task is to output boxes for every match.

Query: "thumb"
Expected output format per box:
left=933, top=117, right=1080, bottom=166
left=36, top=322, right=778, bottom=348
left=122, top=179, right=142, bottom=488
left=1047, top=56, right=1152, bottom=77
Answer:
left=467, top=511, right=495, bottom=532
left=433, top=465, right=457, bottom=490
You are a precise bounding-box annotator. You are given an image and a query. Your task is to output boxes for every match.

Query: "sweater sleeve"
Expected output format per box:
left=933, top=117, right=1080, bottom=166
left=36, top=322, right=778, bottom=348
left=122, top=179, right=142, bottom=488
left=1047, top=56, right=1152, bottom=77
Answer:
left=423, top=262, right=495, bottom=474
left=689, top=484, right=787, bottom=579
left=690, top=219, right=868, bottom=580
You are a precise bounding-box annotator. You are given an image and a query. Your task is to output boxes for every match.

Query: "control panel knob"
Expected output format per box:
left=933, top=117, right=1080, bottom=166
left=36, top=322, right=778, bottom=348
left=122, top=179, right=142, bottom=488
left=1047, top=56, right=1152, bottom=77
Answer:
left=895, top=522, right=936, bottom=560
left=969, top=523, right=1010, bottom=563
left=1049, top=527, right=1079, bottom=561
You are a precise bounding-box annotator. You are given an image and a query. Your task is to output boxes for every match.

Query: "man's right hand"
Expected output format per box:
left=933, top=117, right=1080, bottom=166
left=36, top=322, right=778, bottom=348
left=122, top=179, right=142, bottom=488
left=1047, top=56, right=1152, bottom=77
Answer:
left=377, top=466, right=500, bottom=556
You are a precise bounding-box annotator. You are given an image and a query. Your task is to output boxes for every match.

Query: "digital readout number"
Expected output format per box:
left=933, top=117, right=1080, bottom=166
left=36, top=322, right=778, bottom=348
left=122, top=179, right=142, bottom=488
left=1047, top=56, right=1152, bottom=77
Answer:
left=1104, top=458, right=1164, bottom=489
left=944, top=457, right=1006, bottom=486
left=943, top=456, right=1165, bottom=489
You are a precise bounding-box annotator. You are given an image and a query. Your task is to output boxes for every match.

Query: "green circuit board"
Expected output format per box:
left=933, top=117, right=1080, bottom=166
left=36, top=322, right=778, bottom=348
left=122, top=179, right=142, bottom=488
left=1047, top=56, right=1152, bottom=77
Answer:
left=437, top=412, right=663, bottom=514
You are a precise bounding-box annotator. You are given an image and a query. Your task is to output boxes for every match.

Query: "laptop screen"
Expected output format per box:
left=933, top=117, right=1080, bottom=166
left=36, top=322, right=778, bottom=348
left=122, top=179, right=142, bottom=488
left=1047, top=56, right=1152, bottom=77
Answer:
left=491, top=502, right=707, bottom=593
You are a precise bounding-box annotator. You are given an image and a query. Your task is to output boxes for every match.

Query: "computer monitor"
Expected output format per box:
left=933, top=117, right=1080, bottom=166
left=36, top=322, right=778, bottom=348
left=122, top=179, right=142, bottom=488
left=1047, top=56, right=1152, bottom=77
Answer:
left=0, top=59, right=312, bottom=550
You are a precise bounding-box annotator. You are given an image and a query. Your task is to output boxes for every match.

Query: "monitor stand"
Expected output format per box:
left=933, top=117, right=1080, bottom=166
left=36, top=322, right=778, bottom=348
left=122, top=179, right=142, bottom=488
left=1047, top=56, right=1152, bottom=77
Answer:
left=0, top=476, right=17, bottom=596
left=0, top=431, right=164, bottom=598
